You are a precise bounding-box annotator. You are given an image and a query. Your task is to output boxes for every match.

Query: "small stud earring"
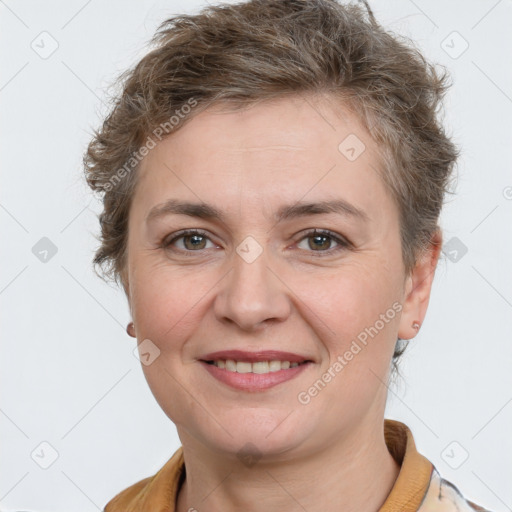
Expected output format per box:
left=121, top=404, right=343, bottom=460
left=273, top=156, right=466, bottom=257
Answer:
left=126, top=321, right=136, bottom=338
left=412, top=321, right=420, bottom=331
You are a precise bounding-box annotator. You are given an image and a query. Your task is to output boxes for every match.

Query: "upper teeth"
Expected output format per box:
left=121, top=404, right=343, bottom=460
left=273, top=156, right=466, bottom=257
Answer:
left=212, top=359, right=301, bottom=373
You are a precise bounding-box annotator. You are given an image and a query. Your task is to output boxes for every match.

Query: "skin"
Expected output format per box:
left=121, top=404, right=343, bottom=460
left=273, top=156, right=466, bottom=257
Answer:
left=123, top=93, right=442, bottom=512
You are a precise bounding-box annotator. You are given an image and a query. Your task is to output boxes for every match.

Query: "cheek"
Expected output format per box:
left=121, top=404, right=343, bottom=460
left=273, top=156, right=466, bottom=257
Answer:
left=130, top=262, right=208, bottom=345
left=296, top=260, right=402, bottom=410
left=296, top=267, right=400, bottom=419
left=300, top=260, right=401, bottom=343
left=129, top=267, right=205, bottom=425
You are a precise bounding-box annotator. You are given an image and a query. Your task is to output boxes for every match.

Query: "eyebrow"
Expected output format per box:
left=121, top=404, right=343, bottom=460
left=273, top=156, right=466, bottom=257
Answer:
left=146, top=199, right=370, bottom=223
left=146, top=198, right=369, bottom=225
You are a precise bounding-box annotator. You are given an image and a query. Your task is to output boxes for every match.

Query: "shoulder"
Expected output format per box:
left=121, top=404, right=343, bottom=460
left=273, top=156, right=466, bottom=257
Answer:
left=103, top=447, right=185, bottom=511
left=104, top=474, right=154, bottom=511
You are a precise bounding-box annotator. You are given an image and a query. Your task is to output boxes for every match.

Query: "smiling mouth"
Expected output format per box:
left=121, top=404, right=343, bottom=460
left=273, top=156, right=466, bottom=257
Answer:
left=202, top=359, right=312, bottom=374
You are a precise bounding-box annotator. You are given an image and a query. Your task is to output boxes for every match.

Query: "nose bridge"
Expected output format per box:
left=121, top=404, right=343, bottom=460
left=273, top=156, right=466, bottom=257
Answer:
left=214, top=236, right=289, bottom=329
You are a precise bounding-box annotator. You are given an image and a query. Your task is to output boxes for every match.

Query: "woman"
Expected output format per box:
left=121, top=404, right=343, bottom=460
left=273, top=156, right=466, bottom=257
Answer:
left=84, top=0, right=492, bottom=510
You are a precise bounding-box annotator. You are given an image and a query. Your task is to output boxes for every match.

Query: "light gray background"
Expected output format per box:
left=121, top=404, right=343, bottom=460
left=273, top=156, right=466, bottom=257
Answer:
left=1, top=0, right=511, bottom=510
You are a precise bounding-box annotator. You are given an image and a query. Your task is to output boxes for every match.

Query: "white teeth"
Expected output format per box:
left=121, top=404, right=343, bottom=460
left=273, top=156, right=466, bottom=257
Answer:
left=236, top=361, right=252, bottom=373
left=269, top=360, right=282, bottom=372
left=211, top=359, right=305, bottom=374
left=252, top=361, right=269, bottom=374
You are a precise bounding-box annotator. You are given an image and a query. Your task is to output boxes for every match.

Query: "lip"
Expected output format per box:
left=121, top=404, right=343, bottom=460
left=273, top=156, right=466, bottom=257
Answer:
left=200, top=360, right=313, bottom=392
left=199, top=350, right=313, bottom=364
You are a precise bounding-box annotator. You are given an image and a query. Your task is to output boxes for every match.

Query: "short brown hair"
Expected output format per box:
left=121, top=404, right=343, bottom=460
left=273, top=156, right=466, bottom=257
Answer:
left=84, top=0, right=459, bottom=366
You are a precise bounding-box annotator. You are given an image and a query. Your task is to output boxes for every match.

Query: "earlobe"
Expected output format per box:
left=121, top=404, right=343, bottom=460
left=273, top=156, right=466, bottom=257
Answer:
left=398, top=229, right=442, bottom=340
left=126, top=321, right=136, bottom=338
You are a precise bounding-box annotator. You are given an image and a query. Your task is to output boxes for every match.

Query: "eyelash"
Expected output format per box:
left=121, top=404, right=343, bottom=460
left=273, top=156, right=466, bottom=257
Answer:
left=162, top=228, right=351, bottom=257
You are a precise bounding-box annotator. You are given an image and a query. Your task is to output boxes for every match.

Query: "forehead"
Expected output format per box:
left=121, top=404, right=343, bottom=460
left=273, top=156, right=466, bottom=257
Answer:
left=132, top=94, right=396, bottom=227
left=148, top=95, right=372, bottom=160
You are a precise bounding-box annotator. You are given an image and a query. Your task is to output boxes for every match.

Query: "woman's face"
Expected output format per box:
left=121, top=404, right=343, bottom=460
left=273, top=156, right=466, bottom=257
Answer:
left=124, top=94, right=424, bottom=460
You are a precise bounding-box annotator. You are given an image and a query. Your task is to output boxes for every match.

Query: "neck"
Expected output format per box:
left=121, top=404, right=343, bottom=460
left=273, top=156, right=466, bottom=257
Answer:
left=176, top=418, right=400, bottom=512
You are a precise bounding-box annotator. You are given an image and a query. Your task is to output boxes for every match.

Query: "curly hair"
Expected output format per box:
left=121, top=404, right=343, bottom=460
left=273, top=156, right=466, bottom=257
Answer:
left=84, top=0, right=459, bottom=372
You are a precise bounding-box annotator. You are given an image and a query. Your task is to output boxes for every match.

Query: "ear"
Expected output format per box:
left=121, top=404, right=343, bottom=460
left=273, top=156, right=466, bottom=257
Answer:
left=398, top=228, right=443, bottom=340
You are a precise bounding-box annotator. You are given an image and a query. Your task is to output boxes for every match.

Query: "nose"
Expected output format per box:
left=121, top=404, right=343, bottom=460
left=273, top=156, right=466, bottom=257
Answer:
left=213, top=242, right=291, bottom=331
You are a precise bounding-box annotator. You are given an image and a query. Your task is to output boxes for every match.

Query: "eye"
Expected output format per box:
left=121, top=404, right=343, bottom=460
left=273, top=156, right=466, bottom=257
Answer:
left=163, top=229, right=216, bottom=253
left=295, top=229, right=350, bottom=255
left=162, top=228, right=351, bottom=257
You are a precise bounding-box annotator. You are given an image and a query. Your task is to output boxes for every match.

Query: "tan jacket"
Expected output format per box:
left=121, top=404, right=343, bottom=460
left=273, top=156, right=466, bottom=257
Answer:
left=104, top=419, right=491, bottom=511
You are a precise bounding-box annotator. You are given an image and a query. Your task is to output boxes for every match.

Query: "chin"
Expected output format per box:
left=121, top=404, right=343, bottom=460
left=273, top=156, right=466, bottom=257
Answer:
left=196, top=409, right=314, bottom=461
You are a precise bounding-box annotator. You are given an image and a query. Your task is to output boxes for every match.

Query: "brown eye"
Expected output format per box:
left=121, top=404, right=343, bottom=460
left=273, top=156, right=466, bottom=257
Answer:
left=296, top=229, right=350, bottom=255
left=181, top=233, right=208, bottom=250
left=163, top=229, right=215, bottom=253
left=307, top=234, right=332, bottom=251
